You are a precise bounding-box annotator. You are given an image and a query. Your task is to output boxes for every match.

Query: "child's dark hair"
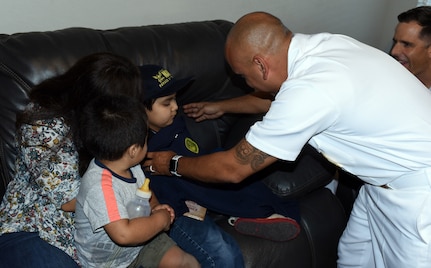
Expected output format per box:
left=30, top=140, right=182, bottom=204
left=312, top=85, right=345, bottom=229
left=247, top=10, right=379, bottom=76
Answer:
left=142, top=98, right=156, bottom=111
left=21, top=52, right=141, bottom=124
left=81, top=95, right=148, bottom=161
left=17, top=52, right=142, bottom=175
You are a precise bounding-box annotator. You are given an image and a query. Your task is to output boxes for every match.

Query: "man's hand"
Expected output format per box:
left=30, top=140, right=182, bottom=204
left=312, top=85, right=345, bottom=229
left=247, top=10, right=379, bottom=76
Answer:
left=183, top=94, right=272, bottom=123
left=144, top=151, right=176, bottom=176
left=183, top=102, right=224, bottom=122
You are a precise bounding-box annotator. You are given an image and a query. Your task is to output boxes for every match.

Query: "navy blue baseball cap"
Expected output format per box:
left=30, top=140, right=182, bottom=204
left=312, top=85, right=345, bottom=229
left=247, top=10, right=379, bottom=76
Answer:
left=139, top=64, right=193, bottom=101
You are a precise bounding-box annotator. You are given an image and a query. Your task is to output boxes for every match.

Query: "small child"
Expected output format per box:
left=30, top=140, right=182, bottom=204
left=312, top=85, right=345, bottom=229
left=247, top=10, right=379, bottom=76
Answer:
left=140, top=65, right=300, bottom=243
left=74, top=95, right=199, bottom=268
left=140, top=65, right=245, bottom=268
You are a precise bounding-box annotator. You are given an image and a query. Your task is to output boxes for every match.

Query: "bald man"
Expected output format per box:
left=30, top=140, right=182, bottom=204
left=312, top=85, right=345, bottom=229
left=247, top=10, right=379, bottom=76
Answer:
left=391, top=6, right=431, bottom=89
left=146, top=12, right=431, bottom=267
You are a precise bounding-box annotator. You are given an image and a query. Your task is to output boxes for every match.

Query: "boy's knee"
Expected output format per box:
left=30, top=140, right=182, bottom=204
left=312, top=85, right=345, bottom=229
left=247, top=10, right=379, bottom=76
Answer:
left=159, top=245, right=200, bottom=268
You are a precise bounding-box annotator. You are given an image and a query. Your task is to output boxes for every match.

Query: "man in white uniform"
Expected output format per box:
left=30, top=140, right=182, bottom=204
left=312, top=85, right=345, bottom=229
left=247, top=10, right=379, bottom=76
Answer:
left=146, top=12, right=431, bottom=267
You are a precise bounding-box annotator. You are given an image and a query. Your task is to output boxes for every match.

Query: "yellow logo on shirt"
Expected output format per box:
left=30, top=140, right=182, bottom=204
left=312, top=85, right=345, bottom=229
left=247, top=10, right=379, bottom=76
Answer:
left=185, top=137, right=199, bottom=154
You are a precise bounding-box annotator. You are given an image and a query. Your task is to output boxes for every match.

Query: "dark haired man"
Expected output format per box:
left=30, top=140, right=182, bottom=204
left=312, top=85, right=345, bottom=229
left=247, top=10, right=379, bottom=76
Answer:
left=391, top=6, right=431, bottom=89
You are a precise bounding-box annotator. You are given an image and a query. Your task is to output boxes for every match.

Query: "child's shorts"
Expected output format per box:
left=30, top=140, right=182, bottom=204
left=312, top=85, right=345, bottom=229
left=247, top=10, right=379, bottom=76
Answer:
left=128, top=232, right=177, bottom=268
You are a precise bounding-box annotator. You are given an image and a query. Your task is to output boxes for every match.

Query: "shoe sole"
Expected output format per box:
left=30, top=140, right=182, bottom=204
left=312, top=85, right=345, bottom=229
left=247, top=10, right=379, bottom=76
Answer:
left=234, top=217, right=300, bottom=242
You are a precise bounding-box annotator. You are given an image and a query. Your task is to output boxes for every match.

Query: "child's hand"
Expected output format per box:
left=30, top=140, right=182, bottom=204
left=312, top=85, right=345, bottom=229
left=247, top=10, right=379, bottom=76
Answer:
left=153, top=204, right=175, bottom=223
left=152, top=209, right=173, bottom=231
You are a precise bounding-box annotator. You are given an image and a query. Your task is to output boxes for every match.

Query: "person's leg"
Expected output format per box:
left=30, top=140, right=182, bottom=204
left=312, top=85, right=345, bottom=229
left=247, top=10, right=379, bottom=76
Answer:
left=0, top=232, right=79, bottom=268
left=337, top=186, right=375, bottom=268
left=339, top=177, right=431, bottom=268
left=159, top=246, right=200, bottom=268
left=365, top=183, right=431, bottom=267
left=169, top=216, right=244, bottom=268
left=128, top=232, right=199, bottom=268
left=214, top=178, right=301, bottom=241
left=232, top=214, right=300, bottom=241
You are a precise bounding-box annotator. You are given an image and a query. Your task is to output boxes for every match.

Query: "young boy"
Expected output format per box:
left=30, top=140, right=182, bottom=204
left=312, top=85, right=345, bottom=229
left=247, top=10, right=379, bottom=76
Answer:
left=74, top=95, right=199, bottom=268
left=140, top=65, right=300, bottom=243
left=140, top=65, right=245, bottom=268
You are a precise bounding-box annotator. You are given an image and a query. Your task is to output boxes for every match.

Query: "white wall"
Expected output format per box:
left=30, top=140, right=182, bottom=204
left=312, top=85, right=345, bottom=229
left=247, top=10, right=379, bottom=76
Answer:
left=1, top=0, right=417, bottom=51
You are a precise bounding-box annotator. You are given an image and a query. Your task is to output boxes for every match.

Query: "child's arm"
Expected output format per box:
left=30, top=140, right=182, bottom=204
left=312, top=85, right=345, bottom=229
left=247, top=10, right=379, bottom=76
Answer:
left=152, top=204, right=175, bottom=222
left=149, top=193, right=175, bottom=220
left=61, top=198, right=76, bottom=212
left=103, top=208, right=172, bottom=246
left=149, top=193, right=160, bottom=208
left=149, top=192, right=175, bottom=222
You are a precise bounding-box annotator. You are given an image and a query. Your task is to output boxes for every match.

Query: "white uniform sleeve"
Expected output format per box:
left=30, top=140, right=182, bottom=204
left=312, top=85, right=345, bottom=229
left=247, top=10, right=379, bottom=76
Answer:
left=246, top=79, right=339, bottom=161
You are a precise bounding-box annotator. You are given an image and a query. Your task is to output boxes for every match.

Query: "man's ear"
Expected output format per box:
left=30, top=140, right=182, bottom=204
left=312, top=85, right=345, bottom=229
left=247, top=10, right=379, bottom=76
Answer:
left=253, top=55, right=268, bottom=80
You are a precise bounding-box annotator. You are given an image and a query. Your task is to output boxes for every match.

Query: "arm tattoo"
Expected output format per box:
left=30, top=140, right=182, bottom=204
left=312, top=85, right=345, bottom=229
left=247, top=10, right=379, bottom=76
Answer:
left=235, top=139, right=269, bottom=171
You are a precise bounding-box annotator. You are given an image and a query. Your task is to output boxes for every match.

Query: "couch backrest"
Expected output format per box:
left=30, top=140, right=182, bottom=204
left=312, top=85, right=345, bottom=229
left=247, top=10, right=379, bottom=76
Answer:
left=0, top=20, right=252, bottom=198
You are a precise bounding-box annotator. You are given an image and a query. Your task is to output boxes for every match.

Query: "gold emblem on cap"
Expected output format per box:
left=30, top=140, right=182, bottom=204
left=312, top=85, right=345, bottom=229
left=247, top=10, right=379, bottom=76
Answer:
left=153, top=69, right=173, bottom=88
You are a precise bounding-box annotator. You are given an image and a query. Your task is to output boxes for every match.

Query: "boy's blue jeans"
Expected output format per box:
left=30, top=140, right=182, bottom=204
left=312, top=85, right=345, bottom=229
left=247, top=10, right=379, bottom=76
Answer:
left=170, top=215, right=245, bottom=268
left=0, top=232, right=79, bottom=268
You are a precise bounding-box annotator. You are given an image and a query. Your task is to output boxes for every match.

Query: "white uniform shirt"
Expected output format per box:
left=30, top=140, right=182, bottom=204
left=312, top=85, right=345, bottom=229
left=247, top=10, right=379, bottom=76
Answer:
left=246, top=33, right=431, bottom=185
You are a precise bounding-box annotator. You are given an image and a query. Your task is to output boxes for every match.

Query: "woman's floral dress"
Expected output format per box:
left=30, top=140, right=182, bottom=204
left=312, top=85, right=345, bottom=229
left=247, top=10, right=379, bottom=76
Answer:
left=0, top=103, right=80, bottom=260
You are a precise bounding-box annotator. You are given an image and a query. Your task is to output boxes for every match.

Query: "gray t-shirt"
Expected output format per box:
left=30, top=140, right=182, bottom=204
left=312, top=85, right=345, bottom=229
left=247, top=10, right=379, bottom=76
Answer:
left=74, top=159, right=145, bottom=268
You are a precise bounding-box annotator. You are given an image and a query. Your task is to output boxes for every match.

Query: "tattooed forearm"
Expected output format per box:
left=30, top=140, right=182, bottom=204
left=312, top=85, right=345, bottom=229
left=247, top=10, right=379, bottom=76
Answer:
left=235, top=139, right=270, bottom=170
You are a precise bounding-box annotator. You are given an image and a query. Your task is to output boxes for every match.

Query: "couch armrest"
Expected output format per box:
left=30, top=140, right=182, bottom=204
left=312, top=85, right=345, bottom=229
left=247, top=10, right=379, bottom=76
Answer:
left=261, top=144, right=337, bottom=198
left=299, top=187, right=347, bottom=267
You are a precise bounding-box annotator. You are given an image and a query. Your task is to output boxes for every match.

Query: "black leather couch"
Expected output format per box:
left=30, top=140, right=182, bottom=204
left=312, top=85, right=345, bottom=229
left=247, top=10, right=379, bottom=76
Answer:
left=0, top=20, right=349, bottom=267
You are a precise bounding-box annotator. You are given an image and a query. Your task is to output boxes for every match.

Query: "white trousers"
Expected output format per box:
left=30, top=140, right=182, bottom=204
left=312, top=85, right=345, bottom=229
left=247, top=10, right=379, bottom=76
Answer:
left=337, top=171, right=431, bottom=267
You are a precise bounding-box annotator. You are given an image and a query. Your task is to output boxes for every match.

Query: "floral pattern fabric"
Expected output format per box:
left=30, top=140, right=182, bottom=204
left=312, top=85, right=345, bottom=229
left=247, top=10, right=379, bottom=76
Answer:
left=0, top=103, right=80, bottom=260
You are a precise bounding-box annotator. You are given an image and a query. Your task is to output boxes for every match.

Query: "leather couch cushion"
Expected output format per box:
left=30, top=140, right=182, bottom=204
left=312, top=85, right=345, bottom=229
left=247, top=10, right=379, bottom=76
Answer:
left=0, top=20, right=250, bottom=198
left=262, top=144, right=336, bottom=198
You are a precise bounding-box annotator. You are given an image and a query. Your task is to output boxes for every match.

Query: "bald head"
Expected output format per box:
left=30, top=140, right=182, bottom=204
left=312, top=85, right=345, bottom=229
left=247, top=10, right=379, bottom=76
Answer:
left=226, top=12, right=292, bottom=56
left=225, top=12, right=292, bottom=93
